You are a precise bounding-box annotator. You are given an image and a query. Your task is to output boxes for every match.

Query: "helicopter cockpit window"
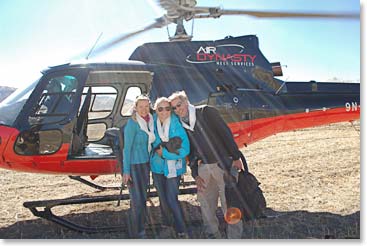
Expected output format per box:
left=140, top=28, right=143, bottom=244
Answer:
left=14, top=129, right=62, bottom=155
left=81, top=86, right=117, bottom=120
left=30, top=76, right=78, bottom=124
left=0, top=79, right=38, bottom=126
left=121, top=86, right=142, bottom=116
left=81, top=86, right=117, bottom=142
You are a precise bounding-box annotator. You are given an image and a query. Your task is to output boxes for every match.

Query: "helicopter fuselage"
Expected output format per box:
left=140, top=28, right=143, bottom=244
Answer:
left=0, top=35, right=360, bottom=176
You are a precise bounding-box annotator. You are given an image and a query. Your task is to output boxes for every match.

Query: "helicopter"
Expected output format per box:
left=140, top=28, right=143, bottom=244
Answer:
left=0, top=0, right=360, bottom=233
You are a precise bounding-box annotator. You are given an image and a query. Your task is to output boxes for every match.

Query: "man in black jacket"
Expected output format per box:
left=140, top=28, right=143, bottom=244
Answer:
left=169, top=91, right=244, bottom=239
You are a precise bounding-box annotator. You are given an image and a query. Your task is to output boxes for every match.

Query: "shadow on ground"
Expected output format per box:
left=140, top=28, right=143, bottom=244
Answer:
left=0, top=201, right=359, bottom=239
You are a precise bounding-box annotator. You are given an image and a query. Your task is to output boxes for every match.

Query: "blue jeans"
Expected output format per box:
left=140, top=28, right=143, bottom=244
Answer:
left=128, top=163, right=150, bottom=238
left=152, top=173, right=187, bottom=234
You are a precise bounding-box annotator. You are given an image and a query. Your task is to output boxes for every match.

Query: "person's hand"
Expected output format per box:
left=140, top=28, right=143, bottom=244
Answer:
left=232, top=159, right=244, bottom=171
left=195, top=176, right=206, bottom=192
left=122, top=173, right=132, bottom=186
left=156, top=146, right=163, bottom=157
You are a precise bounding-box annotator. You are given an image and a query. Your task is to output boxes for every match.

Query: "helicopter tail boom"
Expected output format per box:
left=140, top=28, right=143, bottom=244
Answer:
left=229, top=105, right=359, bottom=147
left=225, top=81, right=360, bottom=147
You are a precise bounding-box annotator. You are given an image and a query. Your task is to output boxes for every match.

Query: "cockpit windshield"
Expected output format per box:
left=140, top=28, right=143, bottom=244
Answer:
left=0, top=79, right=39, bottom=126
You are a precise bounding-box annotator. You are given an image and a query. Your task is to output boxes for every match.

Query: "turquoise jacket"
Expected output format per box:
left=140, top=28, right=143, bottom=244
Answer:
left=150, top=113, right=190, bottom=177
left=123, top=118, right=151, bottom=175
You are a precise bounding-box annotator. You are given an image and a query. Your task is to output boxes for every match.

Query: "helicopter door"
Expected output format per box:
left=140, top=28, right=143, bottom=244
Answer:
left=13, top=71, right=88, bottom=156
left=207, top=90, right=252, bottom=147
left=68, top=73, right=150, bottom=159
left=81, top=70, right=152, bottom=147
left=64, top=68, right=152, bottom=160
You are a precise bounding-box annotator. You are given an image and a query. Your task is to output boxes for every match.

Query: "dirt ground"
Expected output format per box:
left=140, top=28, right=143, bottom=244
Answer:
left=0, top=121, right=360, bottom=239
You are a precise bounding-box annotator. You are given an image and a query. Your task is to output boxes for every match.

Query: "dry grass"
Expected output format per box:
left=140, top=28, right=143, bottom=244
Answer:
left=0, top=121, right=360, bottom=239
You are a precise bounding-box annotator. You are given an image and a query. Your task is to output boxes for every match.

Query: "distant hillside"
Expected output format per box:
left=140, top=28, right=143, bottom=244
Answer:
left=0, top=86, right=16, bottom=103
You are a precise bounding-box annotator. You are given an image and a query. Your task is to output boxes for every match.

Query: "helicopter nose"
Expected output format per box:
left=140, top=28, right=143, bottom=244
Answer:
left=0, top=125, right=19, bottom=168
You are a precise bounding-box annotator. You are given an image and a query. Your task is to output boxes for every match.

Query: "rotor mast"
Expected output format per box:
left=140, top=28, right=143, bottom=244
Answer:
left=169, top=16, right=193, bottom=41
left=163, top=0, right=197, bottom=41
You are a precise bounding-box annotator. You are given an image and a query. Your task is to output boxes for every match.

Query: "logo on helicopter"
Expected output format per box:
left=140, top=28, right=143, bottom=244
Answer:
left=186, top=44, right=256, bottom=66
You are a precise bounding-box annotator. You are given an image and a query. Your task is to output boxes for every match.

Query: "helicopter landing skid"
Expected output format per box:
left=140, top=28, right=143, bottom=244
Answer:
left=68, top=175, right=121, bottom=191
left=23, top=186, right=197, bottom=234
left=68, top=175, right=197, bottom=191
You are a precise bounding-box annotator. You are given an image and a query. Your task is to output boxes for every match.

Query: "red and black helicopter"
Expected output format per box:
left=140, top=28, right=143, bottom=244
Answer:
left=0, top=0, right=360, bottom=233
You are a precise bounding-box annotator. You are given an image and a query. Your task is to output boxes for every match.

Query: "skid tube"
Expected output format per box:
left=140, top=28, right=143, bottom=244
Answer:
left=68, top=176, right=197, bottom=191
left=68, top=175, right=121, bottom=191
left=23, top=186, right=197, bottom=234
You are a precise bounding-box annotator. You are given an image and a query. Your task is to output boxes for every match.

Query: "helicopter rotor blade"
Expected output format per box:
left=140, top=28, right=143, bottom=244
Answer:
left=205, top=8, right=360, bottom=19
left=90, top=15, right=171, bottom=57
left=158, top=1, right=359, bottom=20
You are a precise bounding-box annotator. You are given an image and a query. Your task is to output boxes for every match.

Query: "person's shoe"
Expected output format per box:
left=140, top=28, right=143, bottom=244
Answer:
left=137, top=230, right=147, bottom=239
left=206, top=231, right=222, bottom=239
left=177, top=232, right=189, bottom=239
left=159, top=225, right=174, bottom=238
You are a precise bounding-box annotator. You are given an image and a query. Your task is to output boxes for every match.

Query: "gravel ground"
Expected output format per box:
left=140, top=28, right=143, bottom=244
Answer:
left=0, top=121, right=360, bottom=239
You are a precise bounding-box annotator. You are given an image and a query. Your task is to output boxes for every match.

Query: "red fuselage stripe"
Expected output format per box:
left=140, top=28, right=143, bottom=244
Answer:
left=228, top=106, right=360, bottom=146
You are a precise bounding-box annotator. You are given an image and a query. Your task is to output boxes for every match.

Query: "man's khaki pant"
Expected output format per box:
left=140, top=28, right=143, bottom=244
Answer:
left=197, top=163, right=243, bottom=239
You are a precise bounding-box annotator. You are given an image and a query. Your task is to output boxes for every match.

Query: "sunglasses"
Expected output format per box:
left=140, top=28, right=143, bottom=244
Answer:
left=157, top=106, right=171, bottom=112
left=171, top=102, right=183, bottom=111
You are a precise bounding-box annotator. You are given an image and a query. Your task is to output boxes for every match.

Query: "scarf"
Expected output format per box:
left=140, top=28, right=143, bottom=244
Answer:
left=180, top=103, right=196, bottom=131
left=136, top=113, right=155, bottom=153
left=142, top=114, right=150, bottom=123
left=157, top=116, right=177, bottom=178
left=157, top=116, right=170, bottom=142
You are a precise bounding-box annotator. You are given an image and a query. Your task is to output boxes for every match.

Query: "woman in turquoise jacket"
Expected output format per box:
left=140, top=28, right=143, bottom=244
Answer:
left=123, top=94, right=155, bottom=239
left=151, top=97, right=190, bottom=238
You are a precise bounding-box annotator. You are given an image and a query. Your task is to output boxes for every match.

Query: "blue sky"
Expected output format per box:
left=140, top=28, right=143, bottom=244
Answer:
left=0, top=0, right=361, bottom=88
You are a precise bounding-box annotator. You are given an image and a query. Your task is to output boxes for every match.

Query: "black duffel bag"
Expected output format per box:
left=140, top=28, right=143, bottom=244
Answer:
left=225, top=153, right=266, bottom=221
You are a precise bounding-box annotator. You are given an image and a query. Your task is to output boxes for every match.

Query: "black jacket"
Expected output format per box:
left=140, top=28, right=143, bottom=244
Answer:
left=185, top=105, right=241, bottom=178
